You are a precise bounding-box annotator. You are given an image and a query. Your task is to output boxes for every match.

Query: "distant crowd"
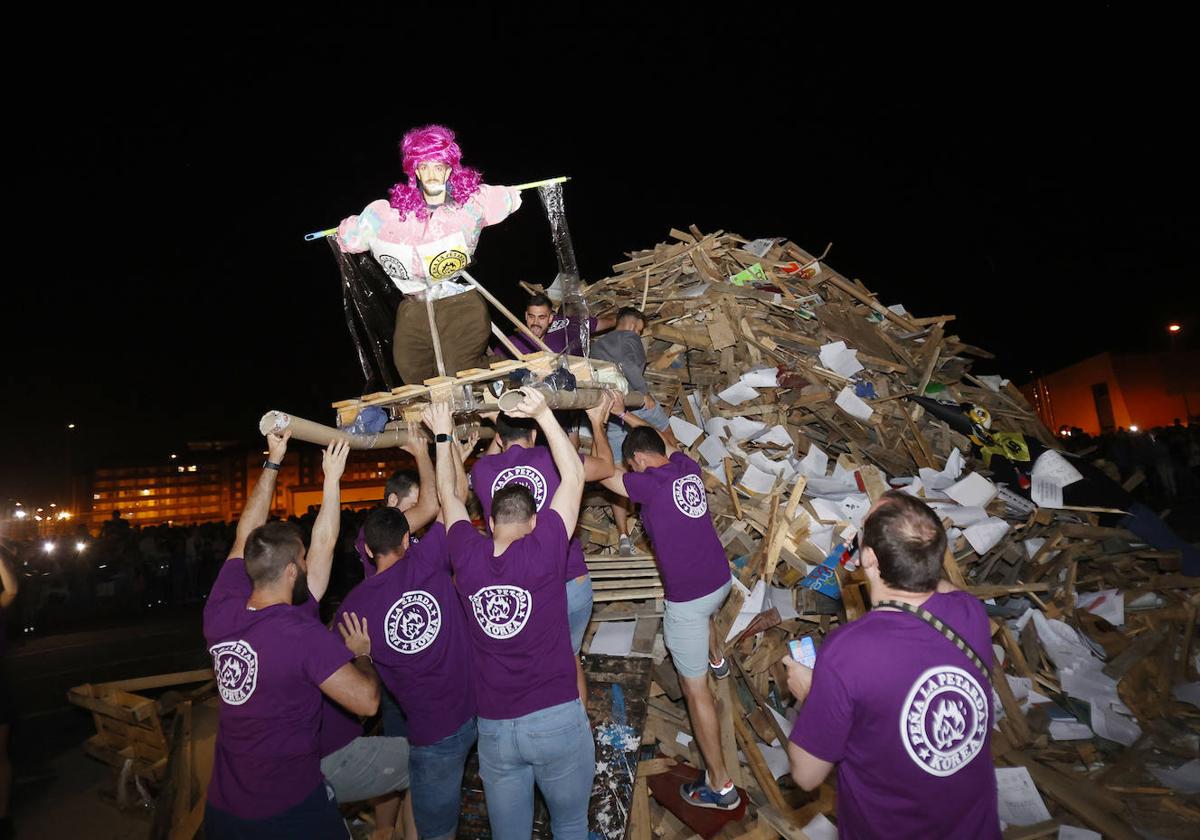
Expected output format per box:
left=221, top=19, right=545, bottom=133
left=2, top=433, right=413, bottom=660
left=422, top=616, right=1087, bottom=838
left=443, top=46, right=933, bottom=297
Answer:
left=1058, top=419, right=1200, bottom=503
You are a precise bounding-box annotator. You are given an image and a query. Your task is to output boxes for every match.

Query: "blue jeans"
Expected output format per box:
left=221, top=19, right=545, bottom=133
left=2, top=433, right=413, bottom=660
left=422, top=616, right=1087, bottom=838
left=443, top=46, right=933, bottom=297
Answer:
left=565, top=575, right=594, bottom=655
left=205, top=781, right=347, bottom=839
left=607, top=404, right=671, bottom=463
left=477, top=699, right=595, bottom=840
left=410, top=716, right=478, bottom=840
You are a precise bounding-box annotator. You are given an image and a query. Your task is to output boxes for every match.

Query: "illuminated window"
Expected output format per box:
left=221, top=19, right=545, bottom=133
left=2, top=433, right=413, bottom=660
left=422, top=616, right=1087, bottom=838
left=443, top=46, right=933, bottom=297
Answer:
left=93, top=493, right=102, bottom=500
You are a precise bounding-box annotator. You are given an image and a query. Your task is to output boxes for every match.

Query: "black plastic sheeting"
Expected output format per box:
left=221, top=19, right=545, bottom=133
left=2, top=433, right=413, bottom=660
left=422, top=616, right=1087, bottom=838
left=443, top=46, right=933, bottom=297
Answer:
left=327, top=238, right=402, bottom=394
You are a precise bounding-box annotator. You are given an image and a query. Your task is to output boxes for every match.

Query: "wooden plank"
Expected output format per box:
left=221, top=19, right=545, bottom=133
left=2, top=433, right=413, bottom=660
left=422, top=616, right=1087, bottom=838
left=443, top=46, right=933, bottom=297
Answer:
left=632, top=616, right=661, bottom=657
left=92, top=669, right=214, bottom=695
left=714, top=678, right=746, bottom=788
left=731, top=712, right=789, bottom=812
left=629, top=777, right=652, bottom=840
left=755, top=806, right=812, bottom=840
left=591, top=587, right=665, bottom=603
left=1003, top=753, right=1139, bottom=840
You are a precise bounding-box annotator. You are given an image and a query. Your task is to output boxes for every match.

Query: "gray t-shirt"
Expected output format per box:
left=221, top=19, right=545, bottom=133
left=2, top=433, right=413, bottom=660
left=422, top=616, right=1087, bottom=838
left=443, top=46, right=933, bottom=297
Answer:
left=592, top=330, right=647, bottom=393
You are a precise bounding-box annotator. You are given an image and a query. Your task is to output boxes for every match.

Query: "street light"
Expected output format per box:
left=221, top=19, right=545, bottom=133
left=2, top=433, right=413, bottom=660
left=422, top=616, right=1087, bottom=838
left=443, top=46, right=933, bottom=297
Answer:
left=13, top=509, right=26, bottom=519
left=67, top=423, right=76, bottom=430
left=1168, top=324, right=1182, bottom=333
left=75, top=541, right=86, bottom=552
left=43, top=541, right=54, bottom=554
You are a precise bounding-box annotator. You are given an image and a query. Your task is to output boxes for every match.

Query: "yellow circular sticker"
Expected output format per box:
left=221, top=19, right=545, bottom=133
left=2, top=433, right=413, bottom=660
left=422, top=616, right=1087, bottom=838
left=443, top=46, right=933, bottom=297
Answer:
left=429, top=249, right=468, bottom=280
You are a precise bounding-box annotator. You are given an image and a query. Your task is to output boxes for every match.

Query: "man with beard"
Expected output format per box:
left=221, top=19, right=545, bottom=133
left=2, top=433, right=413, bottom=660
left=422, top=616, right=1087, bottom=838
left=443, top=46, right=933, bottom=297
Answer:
left=338, top=124, right=522, bottom=384
left=202, top=435, right=380, bottom=838
left=502, top=293, right=617, bottom=357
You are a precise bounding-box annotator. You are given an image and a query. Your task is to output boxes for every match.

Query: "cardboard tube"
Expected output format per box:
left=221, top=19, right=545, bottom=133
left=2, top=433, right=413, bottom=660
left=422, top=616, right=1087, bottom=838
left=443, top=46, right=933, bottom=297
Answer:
left=259, top=411, right=493, bottom=450
left=496, top=388, right=646, bottom=412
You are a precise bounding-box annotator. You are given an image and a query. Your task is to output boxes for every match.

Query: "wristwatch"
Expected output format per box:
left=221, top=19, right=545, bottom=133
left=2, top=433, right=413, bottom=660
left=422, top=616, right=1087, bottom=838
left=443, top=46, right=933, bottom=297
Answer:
left=435, top=433, right=452, bottom=443
left=263, top=460, right=282, bottom=470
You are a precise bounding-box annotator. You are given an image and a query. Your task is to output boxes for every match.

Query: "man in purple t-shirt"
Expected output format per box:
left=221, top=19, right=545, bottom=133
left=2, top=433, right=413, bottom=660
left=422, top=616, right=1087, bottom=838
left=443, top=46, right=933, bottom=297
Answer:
left=202, top=434, right=381, bottom=838
left=600, top=426, right=736, bottom=810
left=332, top=450, right=477, bottom=840
left=782, top=491, right=1001, bottom=838
left=501, top=292, right=616, bottom=357
left=354, top=432, right=439, bottom=579
left=429, top=394, right=595, bottom=840
left=470, top=394, right=614, bottom=703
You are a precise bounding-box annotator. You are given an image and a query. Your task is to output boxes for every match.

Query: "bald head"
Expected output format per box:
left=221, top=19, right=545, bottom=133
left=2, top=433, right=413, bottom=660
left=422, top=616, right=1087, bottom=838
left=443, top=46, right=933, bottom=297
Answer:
left=861, top=491, right=946, bottom=593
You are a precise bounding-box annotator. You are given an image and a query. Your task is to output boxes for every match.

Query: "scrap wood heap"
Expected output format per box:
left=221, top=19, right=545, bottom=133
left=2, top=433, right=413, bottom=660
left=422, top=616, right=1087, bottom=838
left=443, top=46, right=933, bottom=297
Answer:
left=570, top=227, right=1200, bottom=839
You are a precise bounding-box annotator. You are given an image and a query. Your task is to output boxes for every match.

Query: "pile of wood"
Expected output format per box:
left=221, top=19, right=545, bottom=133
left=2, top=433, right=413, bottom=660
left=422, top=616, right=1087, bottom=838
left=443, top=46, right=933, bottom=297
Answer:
left=569, top=228, right=1200, bottom=839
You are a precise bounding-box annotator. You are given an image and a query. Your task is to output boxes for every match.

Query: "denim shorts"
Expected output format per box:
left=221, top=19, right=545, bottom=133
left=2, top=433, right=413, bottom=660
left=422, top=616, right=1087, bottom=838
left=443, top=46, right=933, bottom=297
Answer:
left=607, top=404, right=671, bottom=462
left=565, top=575, right=594, bottom=655
left=663, top=579, right=732, bottom=678
left=319, top=735, right=410, bottom=804
left=410, top=716, right=478, bottom=840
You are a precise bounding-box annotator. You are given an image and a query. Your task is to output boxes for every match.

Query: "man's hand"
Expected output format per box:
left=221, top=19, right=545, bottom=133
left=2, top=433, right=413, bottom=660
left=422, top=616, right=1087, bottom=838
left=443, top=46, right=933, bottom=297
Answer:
left=323, top=439, right=350, bottom=483
left=586, top=390, right=616, bottom=427
left=267, top=430, right=291, bottom=464
left=338, top=612, right=371, bottom=658
left=505, top=387, right=550, bottom=420
left=421, top=402, right=454, bottom=437
left=780, top=655, right=814, bottom=703
left=643, top=394, right=656, bottom=411
left=401, top=425, right=430, bottom=459
left=459, top=428, right=480, bottom=463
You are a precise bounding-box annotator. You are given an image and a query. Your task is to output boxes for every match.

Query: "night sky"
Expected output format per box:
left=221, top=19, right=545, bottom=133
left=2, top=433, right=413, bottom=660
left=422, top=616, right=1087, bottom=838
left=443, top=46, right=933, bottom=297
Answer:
left=4, top=13, right=1197, bottom=505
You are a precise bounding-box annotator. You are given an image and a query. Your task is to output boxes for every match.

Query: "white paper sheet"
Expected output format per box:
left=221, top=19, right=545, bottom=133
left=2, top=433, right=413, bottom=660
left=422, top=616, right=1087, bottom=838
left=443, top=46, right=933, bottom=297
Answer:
left=1032, top=449, right=1084, bottom=489
left=698, top=435, right=730, bottom=468
left=918, top=448, right=966, bottom=490
left=964, top=517, right=1010, bottom=554
left=799, top=444, right=830, bottom=478
left=1049, top=719, right=1095, bottom=740
left=742, top=237, right=779, bottom=258
left=751, top=743, right=792, bottom=780
left=995, top=766, right=1053, bottom=827
left=717, top=382, right=760, bottom=406
left=1058, top=827, right=1102, bottom=840
left=589, top=621, right=636, bottom=656
left=1089, top=700, right=1142, bottom=746
left=1075, top=589, right=1124, bottom=626
left=704, top=416, right=729, bottom=438
left=945, top=472, right=998, bottom=507
left=810, top=498, right=845, bottom=523
left=687, top=393, right=705, bottom=425
left=740, top=367, right=779, bottom=387
left=675, top=731, right=693, bottom=746
left=1031, top=477, right=1064, bottom=509
left=838, top=493, right=872, bottom=526
left=668, top=416, right=704, bottom=447
left=768, top=705, right=794, bottom=745
left=819, top=341, right=865, bottom=378
left=750, top=451, right=791, bottom=478
left=1148, top=759, right=1200, bottom=794
left=771, top=586, right=799, bottom=621
left=755, top=424, right=794, bottom=449
left=976, top=374, right=1010, bottom=392
left=801, top=813, right=838, bottom=840
left=807, top=524, right=835, bottom=555
left=728, top=416, right=767, bottom=442
left=940, top=505, right=991, bottom=527
left=725, top=581, right=768, bottom=642
left=835, top=386, right=874, bottom=421
left=739, top=464, right=778, bottom=495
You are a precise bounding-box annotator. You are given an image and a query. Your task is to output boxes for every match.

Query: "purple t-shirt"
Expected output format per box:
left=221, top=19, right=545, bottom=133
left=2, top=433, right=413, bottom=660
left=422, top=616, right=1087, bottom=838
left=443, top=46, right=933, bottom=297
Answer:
left=336, top=524, right=475, bottom=747
left=448, top=511, right=577, bottom=720
left=507, top=314, right=598, bottom=356
left=202, top=558, right=352, bottom=820
left=471, top=446, right=589, bottom=581
left=790, top=591, right=1000, bottom=839
left=622, top=452, right=731, bottom=602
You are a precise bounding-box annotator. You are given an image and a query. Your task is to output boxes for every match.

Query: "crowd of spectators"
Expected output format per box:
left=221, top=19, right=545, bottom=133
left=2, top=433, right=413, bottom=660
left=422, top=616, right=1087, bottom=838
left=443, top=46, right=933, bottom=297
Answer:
left=1058, top=418, right=1200, bottom=505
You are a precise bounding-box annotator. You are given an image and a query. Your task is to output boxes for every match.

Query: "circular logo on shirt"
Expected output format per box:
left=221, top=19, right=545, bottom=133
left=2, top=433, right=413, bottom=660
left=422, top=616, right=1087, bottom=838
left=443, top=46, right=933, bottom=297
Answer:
left=385, top=590, right=442, bottom=655
left=210, top=640, right=259, bottom=706
left=429, top=249, right=468, bottom=280
left=377, top=254, right=410, bottom=284
left=469, top=585, right=532, bottom=639
left=900, top=665, right=989, bottom=777
left=672, top=474, right=708, bottom=518
left=491, top=466, right=548, bottom=510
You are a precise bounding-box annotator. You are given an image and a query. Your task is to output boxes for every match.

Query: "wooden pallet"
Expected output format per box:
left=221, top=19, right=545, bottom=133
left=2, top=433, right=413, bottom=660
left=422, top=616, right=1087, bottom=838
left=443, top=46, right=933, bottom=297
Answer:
left=587, top=554, right=665, bottom=603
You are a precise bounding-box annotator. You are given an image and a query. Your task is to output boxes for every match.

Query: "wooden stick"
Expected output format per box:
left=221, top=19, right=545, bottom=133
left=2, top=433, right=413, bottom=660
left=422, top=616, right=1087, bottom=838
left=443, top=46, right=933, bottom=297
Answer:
left=460, top=270, right=554, bottom=354
left=490, top=322, right=525, bottom=359
left=423, top=292, right=447, bottom=378
left=732, top=713, right=790, bottom=813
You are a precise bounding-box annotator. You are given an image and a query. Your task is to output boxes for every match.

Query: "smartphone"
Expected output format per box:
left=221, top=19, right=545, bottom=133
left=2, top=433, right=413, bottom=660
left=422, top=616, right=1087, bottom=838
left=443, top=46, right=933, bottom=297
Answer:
left=788, top=636, right=817, bottom=668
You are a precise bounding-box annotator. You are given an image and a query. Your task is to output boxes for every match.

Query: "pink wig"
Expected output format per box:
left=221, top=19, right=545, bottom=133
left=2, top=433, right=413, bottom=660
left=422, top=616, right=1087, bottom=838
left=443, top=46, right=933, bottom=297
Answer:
left=388, top=125, right=483, bottom=221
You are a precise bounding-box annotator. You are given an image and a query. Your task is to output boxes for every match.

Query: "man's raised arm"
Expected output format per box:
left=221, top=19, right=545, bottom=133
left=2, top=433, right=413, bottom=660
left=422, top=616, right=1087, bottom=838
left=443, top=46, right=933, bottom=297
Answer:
left=507, top=388, right=584, bottom=534
left=423, top=403, right=469, bottom=529
left=583, top=392, right=616, bottom=482
left=400, top=430, right=439, bottom=533
left=306, top=440, right=350, bottom=602
left=228, top=431, right=291, bottom=561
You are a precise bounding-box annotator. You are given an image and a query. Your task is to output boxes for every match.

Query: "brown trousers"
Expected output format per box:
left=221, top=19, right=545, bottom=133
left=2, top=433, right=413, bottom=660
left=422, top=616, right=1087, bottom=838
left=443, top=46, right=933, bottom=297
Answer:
left=392, top=289, right=491, bottom=385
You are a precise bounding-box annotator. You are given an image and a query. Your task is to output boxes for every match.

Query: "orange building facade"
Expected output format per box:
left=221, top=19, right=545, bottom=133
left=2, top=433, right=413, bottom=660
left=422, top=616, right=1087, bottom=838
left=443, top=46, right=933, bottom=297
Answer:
left=1022, top=351, right=1198, bottom=436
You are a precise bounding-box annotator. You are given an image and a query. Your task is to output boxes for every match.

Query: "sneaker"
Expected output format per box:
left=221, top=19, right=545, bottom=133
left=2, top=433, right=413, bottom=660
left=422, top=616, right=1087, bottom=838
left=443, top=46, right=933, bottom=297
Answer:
left=709, top=657, right=730, bottom=679
left=680, top=779, right=741, bottom=811
left=618, top=534, right=636, bottom=556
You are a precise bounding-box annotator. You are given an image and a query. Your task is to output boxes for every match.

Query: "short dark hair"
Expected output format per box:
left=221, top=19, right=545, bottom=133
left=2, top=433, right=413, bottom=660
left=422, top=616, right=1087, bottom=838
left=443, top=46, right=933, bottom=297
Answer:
left=622, top=426, right=666, bottom=463
left=385, top=470, right=419, bottom=505
left=495, top=413, right=537, bottom=444
left=615, top=307, right=645, bottom=328
left=862, top=491, right=946, bottom=593
left=526, top=293, right=553, bottom=311
left=364, top=507, right=410, bottom=557
left=244, top=521, right=304, bottom=586
left=492, top=485, right=536, bottom=524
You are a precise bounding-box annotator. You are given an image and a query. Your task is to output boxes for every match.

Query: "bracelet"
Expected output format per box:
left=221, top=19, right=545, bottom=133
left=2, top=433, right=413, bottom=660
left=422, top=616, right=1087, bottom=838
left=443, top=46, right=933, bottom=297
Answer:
left=354, top=653, right=373, bottom=664
left=263, top=460, right=282, bottom=471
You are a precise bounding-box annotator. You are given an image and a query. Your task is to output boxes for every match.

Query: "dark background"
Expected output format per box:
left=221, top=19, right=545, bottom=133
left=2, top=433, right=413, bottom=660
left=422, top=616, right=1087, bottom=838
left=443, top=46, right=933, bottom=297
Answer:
left=3, top=12, right=1196, bottom=504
